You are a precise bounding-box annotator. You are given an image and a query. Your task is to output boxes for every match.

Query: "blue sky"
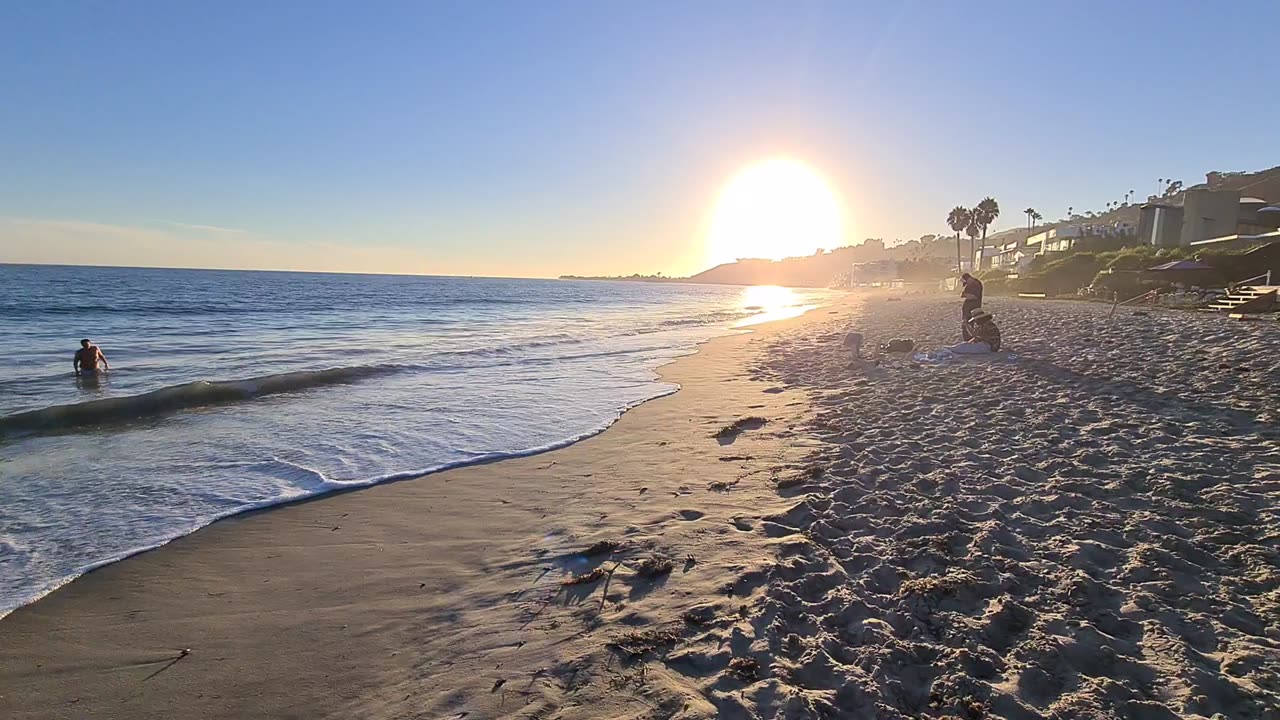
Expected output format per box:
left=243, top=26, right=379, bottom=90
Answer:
left=2, top=1, right=1278, bottom=276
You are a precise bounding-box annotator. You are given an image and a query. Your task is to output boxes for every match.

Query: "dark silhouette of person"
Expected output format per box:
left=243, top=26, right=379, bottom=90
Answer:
left=959, top=273, right=983, bottom=340
left=73, top=339, right=110, bottom=377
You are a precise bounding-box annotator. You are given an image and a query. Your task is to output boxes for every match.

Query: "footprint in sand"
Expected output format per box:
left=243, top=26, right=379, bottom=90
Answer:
left=731, top=517, right=755, bottom=531
left=678, top=509, right=705, bottom=521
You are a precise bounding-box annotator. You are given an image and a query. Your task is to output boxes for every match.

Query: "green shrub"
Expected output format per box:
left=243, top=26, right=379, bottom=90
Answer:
left=1013, top=244, right=1259, bottom=295
left=1039, top=253, right=1104, bottom=293
left=1089, top=270, right=1143, bottom=296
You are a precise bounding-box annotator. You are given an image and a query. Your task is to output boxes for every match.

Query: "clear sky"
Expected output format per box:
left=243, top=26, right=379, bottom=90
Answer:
left=2, top=1, right=1278, bottom=277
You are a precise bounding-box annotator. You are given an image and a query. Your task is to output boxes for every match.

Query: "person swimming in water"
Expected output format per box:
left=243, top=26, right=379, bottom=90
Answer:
left=73, top=338, right=110, bottom=376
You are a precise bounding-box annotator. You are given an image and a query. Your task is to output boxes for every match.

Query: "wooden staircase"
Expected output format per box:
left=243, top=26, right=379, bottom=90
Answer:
left=1208, top=285, right=1279, bottom=314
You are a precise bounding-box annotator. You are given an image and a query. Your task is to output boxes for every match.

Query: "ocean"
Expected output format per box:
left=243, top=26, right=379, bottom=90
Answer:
left=0, top=264, right=829, bottom=616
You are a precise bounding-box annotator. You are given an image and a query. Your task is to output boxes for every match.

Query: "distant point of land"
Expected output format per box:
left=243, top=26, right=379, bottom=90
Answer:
left=558, top=273, right=683, bottom=283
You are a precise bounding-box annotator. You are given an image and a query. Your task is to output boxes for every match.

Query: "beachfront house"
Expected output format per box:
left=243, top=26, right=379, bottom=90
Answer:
left=1136, top=203, right=1184, bottom=247
left=1027, top=225, right=1082, bottom=256
left=1028, top=222, right=1135, bottom=257
left=992, top=236, right=1036, bottom=273
left=1138, top=170, right=1280, bottom=249
left=969, top=246, right=1001, bottom=271
left=848, top=260, right=899, bottom=287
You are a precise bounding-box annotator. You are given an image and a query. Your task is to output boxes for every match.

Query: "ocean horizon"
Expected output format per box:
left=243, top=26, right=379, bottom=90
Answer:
left=0, top=264, right=829, bottom=616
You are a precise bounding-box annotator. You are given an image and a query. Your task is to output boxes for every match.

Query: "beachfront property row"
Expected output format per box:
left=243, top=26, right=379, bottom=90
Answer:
left=982, top=177, right=1280, bottom=274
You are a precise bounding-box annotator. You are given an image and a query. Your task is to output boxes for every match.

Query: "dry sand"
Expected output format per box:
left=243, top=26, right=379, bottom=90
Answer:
left=738, top=296, right=1280, bottom=719
left=3, top=293, right=1279, bottom=720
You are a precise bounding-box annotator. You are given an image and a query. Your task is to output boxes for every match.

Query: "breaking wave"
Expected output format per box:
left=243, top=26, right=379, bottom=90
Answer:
left=0, top=365, right=404, bottom=437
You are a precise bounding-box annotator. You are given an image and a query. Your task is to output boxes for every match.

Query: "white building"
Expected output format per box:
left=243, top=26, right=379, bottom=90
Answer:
left=848, top=260, right=898, bottom=286
left=970, top=246, right=1002, bottom=271
left=1027, top=222, right=1135, bottom=256
left=1027, top=226, right=1082, bottom=255
left=992, top=241, right=1035, bottom=272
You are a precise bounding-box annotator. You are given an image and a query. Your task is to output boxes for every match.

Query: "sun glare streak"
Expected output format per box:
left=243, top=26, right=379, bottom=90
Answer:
left=734, top=285, right=815, bottom=327
left=707, top=158, right=844, bottom=268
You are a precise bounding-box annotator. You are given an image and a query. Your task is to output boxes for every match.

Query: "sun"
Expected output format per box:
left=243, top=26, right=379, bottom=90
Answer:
left=706, top=157, right=844, bottom=267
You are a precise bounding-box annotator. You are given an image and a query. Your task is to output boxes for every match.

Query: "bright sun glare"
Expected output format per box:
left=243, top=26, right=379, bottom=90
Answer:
left=707, top=157, right=844, bottom=267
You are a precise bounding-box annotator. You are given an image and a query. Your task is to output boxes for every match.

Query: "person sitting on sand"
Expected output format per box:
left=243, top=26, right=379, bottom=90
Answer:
left=843, top=331, right=864, bottom=358
left=945, top=309, right=1001, bottom=354
left=959, top=273, right=983, bottom=340
left=73, top=338, right=110, bottom=376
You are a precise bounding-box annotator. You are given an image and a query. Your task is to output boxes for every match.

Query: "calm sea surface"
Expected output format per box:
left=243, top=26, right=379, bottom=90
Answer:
left=0, top=264, right=829, bottom=615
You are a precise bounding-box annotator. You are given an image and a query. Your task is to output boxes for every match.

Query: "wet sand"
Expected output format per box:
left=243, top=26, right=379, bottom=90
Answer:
left=4, top=293, right=1279, bottom=719
left=1, top=297, right=828, bottom=720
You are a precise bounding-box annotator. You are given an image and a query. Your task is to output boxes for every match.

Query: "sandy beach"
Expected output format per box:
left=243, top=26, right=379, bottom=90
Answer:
left=4, top=293, right=1280, bottom=719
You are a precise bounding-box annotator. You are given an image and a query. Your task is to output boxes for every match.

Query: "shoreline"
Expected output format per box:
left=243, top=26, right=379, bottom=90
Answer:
left=1, top=292, right=850, bottom=719
left=1, top=296, right=828, bottom=619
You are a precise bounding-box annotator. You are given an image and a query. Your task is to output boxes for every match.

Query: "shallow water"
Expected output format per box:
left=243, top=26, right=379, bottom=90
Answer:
left=0, top=265, right=829, bottom=615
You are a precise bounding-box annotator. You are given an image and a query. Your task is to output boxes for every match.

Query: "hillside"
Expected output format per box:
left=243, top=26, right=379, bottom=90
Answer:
left=688, top=234, right=962, bottom=287
left=562, top=164, right=1280, bottom=288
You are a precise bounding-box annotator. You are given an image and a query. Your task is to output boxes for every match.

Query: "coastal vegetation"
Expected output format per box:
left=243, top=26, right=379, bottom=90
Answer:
left=991, top=243, right=1269, bottom=297
left=945, top=197, right=1002, bottom=263
left=946, top=206, right=971, bottom=266
left=973, top=197, right=1000, bottom=250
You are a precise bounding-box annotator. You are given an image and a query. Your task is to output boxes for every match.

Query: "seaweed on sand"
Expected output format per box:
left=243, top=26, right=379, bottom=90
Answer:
left=581, top=539, right=622, bottom=557
left=634, top=556, right=674, bottom=579
left=608, top=628, right=682, bottom=658
left=561, top=567, right=606, bottom=586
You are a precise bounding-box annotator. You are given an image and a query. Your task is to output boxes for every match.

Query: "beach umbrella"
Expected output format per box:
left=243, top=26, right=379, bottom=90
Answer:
left=1145, top=259, right=1217, bottom=287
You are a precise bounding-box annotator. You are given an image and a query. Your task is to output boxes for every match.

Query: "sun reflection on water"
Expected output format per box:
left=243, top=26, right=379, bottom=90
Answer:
left=734, top=285, right=818, bottom=327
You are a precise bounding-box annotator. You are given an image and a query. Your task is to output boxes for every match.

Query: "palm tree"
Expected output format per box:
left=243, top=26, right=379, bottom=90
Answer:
left=973, top=197, right=1000, bottom=252
left=947, top=206, right=971, bottom=273
left=965, top=218, right=981, bottom=267
left=1024, top=206, right=1036, bottom=235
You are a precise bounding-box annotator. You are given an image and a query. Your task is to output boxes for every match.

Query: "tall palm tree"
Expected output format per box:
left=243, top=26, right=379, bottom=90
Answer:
left=947, top=206, right=971, bottom=273
left=973, top=197, right=1000, bottom=250
left=965, top=218, right=981, bottom=267
left=1032, top=210, right=1042, bottom=228
left=1024, top=206, right=1035, bottom=235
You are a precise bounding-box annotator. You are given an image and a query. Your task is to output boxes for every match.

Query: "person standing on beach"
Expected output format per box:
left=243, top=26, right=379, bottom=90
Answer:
left=73, top=339, right=109, bottom=376
left=959, top=273, right=983, bottom=340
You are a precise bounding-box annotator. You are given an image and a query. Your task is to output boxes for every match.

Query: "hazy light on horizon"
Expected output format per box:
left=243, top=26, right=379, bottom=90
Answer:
left=734, top=284, right=817, bottom=326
